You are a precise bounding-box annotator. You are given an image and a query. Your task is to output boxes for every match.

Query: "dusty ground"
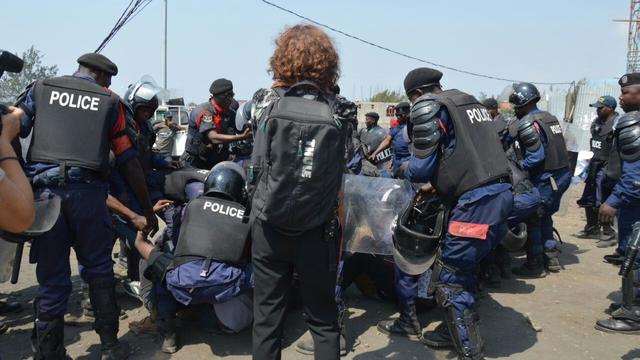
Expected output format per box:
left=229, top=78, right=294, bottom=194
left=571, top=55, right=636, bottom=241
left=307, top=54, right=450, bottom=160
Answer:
left=1, top=185, right=639, bottom=360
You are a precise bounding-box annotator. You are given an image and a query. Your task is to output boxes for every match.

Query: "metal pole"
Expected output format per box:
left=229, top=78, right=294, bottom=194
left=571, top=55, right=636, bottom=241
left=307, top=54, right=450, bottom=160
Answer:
left=163, top=0, right=168, bottom=90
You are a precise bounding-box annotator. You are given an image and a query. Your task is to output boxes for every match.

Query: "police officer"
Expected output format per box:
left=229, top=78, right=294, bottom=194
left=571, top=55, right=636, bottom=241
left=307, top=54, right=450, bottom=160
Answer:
left=594, top=107, right=640, bottom=333
left=181, top=79, right=251, bottom=169
left=134, top=162, right=253, bottom=353
left=402, top=68, right=512, bottom=360
left=508, top=82, right=571, bottom=277
left=575, top=96, right=618, bottom=246
left=600, top=73, right=640, bottom=267
left=347, top=112, right=392, bottom=177
left=369, top=102, right=412, bottom=178
left=231, top=101, right=255, bottom=170
left=153, top=111, right=185, bottom=162
left=18, top=53, right=158, bottom=359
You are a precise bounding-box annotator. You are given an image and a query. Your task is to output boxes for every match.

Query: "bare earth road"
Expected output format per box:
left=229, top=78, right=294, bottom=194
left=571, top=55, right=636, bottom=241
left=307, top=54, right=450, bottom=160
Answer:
left=1, top=185, right=639, bottom=360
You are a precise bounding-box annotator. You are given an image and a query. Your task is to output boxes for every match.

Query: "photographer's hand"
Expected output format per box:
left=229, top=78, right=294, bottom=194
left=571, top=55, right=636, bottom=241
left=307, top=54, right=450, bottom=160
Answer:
left=1, top=106, right=24, bottom=142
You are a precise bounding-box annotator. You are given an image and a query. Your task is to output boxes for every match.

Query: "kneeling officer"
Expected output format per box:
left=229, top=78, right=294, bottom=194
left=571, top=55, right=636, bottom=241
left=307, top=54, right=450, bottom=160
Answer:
left=136, top=162, right=253, bottom=353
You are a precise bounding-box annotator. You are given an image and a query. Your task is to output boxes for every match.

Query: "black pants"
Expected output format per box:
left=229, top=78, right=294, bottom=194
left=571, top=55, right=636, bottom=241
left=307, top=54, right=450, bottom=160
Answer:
left=251, top=219, right=340, bottom=360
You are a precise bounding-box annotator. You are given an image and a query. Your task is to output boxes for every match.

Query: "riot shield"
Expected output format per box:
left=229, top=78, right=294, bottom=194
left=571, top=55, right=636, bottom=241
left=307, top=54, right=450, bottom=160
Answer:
left=342, top=174, right=414, bottom=255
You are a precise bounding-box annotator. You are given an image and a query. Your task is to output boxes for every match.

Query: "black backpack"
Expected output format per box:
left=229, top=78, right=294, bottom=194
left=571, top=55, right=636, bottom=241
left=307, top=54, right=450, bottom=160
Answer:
left=251, top=81, right=346, bottom=231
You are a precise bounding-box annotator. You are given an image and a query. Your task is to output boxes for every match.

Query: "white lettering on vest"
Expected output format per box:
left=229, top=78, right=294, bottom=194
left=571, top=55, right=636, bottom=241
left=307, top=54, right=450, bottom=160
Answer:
left=301, top=139, right=316, bottom=179
left=549, top=124, right=563, bottom=135
left=592, top=140, right=602, bottom=149
left=465, top=107, right=492, bottom=124
left=49, top=90, right=100, bottom=111
left=202, top=201, right=244, bottom=219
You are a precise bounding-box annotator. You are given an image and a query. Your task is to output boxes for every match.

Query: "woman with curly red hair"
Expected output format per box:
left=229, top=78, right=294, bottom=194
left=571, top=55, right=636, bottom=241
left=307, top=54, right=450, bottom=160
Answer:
left=249, top=24, right=344, bottom=360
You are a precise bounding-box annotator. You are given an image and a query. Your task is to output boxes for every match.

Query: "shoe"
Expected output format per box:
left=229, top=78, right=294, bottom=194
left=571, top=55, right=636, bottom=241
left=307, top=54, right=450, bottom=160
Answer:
left=421, top=322, right=454, bottom=349
left=294, top=331, right=350, bottom=356
left=159, top=317, right=179, bottom=354
left=575, top=226, right=601, bottom=239
left=101, top=340, right=130, bottom=360
left=595, top=317, right=640, bottom=334
left=121, top=280, right=142, bottom=302
left=129, top=312, right=158, bottom=335
left=512, top=257, right=546, bottom=278
left=544, top=248, right=562, bottom=273
left=0, top=301, right=22, bottom=315
left=607, top=300, right=640, bottom=315
left=604, top=251, right=624, bottom=265
left=377, top=303, right=422, bottom=340
left=596, top=238, right=617, bottom=248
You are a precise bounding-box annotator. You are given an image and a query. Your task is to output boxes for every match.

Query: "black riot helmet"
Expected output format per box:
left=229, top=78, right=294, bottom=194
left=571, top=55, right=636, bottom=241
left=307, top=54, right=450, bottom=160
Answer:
left=509, top=82, right=540, bottom=108
left=392, top=195, right=448, bottom=275
left=124, top=81, right=160, bottom=113
left=203, top=161, right=247, bottom=204
left=501, top=223, right=527, bottom=252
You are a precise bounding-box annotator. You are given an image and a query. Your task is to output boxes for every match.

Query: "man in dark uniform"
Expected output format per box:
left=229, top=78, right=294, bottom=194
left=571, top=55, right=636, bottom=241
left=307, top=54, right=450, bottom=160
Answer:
left=576, top=96, right=618, bottom=247
left=594, top=81, right=640, bottom=332
left=400, top=67, right=513, bottom=360
left=507, top=82, right=571, bottom=277
left=135, top=162, right=253, bottom=353
left=347, top=112, right=392, bottom=177
left=369, top=102, right=412, bottom=178
left=180, top=79, right=251, bottom=169
left=601, top=73, right=640, bottom=266
left=18, top=53, right=157, bottom=359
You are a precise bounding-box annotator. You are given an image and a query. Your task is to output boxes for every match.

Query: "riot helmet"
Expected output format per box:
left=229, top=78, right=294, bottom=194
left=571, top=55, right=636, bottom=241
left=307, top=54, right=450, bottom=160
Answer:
left=392, top=195, right=447, bottom=275
left=509, top=82, right=540, bottom=108
left=501, top=223, right=527, bottom=252
left=124, top=81, right=160, bottom=113
left=203, top=161, right=247, bottom=204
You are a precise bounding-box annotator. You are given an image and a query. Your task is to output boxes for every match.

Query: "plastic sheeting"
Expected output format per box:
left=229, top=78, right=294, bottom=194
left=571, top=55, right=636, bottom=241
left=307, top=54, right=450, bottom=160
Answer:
left=342, top=175, right=414, bottom=255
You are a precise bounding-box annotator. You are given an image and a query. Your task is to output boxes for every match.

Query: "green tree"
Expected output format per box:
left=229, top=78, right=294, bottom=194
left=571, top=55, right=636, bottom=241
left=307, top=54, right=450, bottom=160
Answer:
left=369, top=89, right=407, bottom=103
left=0, top=46, right=58, bottom=103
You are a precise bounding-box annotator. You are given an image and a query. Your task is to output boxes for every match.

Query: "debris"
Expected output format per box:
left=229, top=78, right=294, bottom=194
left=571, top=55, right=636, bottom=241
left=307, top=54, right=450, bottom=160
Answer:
left=525, top=312, right=543, bottom=332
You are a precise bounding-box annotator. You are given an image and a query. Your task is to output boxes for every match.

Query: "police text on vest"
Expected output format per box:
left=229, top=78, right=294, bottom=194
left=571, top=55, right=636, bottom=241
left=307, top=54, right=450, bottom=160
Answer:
left=465, top=108, right=492, bottom=124
left=203, top=201, right=244, bottom=219
left=49, top=91, right=100, bottom=111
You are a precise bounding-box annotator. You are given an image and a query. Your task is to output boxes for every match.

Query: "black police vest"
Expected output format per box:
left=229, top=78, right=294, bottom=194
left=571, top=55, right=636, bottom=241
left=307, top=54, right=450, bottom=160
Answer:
left=590, top=117, right=615, bottom=162
left=528, top=111, right=569, bottom=172
left=360, top=126, right=392, bottom=164
left=163, top=167, right=210, bottom=203
left=29, top=76, right=117, bottom=174
left=605, top=139, right=622, bottom=180
left=431, top=89, right=510, bottom=204
left=174, top=196, right=250, bottom=266
left=185, top=102, right=231, bottom=168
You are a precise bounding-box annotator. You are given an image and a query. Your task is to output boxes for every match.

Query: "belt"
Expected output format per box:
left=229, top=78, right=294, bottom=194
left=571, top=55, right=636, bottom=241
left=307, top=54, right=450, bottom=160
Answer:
left=32, top=167, right=102, bottom=188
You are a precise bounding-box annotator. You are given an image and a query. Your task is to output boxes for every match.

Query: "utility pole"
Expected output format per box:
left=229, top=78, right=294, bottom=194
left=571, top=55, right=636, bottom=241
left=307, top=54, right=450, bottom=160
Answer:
left=163, top=0, right=168, bottom=90
left=614, top=1, right=640, bottom=72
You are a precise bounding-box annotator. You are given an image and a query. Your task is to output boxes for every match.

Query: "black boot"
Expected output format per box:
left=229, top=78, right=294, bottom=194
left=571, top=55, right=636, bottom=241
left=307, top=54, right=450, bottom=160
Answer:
left=294, top=330, right=349, bottom=356
left=158, top=316, right=179, bottom=354
left=512, top=256, right=546, bottom=278
left=377, top=303, right=421, bottom=340
left=576, top=208, right=601, bottom=239
left=31, top=315, right=69, bottom=360
left=544, top=248, right=562, bottom=273
left=421, top=322, right=453, bottom=348
left=89, top=276, right=130, bottom=360
left=596, top=306, right=640, bottom=334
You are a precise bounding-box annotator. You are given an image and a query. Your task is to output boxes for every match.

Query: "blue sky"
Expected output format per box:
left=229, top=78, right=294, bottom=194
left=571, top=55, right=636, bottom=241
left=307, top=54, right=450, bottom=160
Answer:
left=1, top=0, right=630, bottom=102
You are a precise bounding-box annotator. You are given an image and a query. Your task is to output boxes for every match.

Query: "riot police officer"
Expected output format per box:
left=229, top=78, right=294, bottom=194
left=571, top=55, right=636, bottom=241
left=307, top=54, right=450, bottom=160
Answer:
left=602, top=73, right=640, bottom=265
left=347, top=112, right=392, bottom=177
left=231, top=100, right=254, bottom=170
left=135, top=162, right=253, bottom=353
left=369, top=102, right=412, bottom=178
left=576, top=96, right=618, bottom=246
left=18, top=53, right=157, bottom=359
left=402, top=67, right=512, bottom=360
left=508, top=82, right=571, bottom=277
left=181, top=79, right=251, bottom=169
left=594, top=106, right=640, bottom=333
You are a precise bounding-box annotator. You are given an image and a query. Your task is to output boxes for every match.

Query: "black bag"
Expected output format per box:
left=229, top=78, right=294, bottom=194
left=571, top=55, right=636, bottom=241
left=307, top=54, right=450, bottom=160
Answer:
left=251, top=81, right=346, bottom=231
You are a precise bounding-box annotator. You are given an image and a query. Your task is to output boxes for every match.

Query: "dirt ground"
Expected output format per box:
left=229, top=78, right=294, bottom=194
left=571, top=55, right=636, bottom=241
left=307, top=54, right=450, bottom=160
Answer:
left=1, top=185, right=639, bottom=360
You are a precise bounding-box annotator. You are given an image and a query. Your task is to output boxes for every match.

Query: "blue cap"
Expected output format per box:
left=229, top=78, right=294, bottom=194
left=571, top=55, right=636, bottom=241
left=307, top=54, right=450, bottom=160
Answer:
left=163, top=111, right=173, bottom=118
left=589, top=95, right=616, bottom=109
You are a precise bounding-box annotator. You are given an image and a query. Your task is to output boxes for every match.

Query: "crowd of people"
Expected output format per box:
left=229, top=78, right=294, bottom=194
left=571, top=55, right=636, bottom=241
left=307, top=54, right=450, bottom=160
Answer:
left=0, top=23, right=639, bottom=360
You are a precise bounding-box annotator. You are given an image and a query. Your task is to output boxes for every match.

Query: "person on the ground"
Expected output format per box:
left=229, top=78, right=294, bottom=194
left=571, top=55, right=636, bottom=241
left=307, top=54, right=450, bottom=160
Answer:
left=180, top=79, right=250, bottom=170
left=507, top=82, right=571, bottom=277
left=575, top=96, right=619, bottom=247
left=153, top=111, right=184, bottom=161
left=398, top=67, right=512, bottom=360
left=369, top=102, right=411, bottom=178
left=249, top=24, right=346, bottom=360
left=18, top=52, right=157, bottom=359
left=135, top=162, right=253, bottom=353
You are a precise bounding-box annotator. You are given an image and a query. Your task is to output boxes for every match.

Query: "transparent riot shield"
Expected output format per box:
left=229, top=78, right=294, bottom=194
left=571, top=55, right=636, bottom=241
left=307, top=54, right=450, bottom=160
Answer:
left=342, top=174, right=414, bottom=255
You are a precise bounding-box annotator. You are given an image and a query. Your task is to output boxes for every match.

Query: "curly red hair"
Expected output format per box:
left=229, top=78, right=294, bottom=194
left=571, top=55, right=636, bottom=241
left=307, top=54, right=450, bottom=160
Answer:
left=269, top=24, right=340, bottom=91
